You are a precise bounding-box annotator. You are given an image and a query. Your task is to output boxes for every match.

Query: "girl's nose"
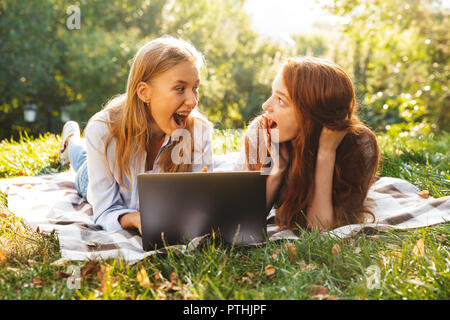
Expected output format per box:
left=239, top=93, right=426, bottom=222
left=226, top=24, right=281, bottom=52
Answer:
left=185, top=91, right=197, bottom=108
left=262, top=99, right=272, bottom=112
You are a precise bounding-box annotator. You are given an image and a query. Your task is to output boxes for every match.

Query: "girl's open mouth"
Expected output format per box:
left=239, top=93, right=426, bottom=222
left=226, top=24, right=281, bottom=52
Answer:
left=262, top=113, right=278, bottom=131
left=268, top=118, right=278, bottom=130
left=267, top=118, right=278, bottom=136
left=173, top=111, right=189, bottom=129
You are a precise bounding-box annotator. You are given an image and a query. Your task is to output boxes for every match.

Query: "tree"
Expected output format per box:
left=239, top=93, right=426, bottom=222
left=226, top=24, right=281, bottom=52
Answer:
left=324, top=0, right=450, bottom=131
left=0, top=0, right=285, bottom=138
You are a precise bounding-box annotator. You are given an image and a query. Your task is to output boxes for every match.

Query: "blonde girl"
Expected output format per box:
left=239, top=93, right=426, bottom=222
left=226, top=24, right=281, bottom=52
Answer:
left=59, top=36, right=213, bottom=234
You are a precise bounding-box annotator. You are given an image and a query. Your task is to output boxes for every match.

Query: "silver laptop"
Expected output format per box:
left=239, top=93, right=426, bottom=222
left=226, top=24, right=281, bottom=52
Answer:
left=137, top=171, right=267, bottom=251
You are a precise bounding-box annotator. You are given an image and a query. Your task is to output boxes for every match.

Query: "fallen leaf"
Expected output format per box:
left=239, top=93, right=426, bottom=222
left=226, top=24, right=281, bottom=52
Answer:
left=332, top=244, right=341, bottom=256
left=308, top=285, right=329, bottom=295
left=80, top=260, right=101, bottom=279
left=136, top=268, right=151, bottom=288
left=0, top=250, right=7, bottom=262
left=154, top=272, right=163, bottom=281
left=237, top=257, right=249, bottom=264
left=354, top=247, right=361, bottom=254
left=96, top=265, right=112, bottom=282
left=169, top=271, right=178, bottom=284
left=156, top=289, right=167, bottom=299
left=247, top=272, right=254, bottom=278
left=392, top=251, right=402, bottom=260
left=435, top=235, right=445, bottom=242
left=161, top=279, right=180, bottom=292
left=284, top=243, right=296, bottom=262
left=0, top=213, right=7, bottom=219
left=298, top=260, right=318, bottom=271
left=32, top=277, right=44, bottom=288
left=56, top=271, right=72, bottom=280
left=344, top=238, right=355, bottom=245
left=306, top=263, right=318, bottom=271
left=271, top=249, right=282, bottom=260
left=93, top=264, right=113, bottom=293
left=412, top=238, right=425, bottom=258
left=264, top=264, right=276, bottom=276
left=417, top=190, right=429, bottom=199
left=241, top=276, right=252, bottom=284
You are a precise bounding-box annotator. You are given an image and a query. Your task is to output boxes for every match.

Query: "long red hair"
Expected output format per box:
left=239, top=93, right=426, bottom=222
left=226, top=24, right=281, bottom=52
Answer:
left=246, top=57, right=380, bottom=229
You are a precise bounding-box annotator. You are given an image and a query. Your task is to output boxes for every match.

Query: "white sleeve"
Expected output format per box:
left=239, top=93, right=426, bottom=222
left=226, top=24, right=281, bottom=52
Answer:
left=85, top=120, right=135, bottom=231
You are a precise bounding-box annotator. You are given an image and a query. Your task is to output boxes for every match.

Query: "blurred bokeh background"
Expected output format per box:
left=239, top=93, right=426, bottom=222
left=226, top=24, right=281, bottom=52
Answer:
left=0, top=0, right=448, bottom=139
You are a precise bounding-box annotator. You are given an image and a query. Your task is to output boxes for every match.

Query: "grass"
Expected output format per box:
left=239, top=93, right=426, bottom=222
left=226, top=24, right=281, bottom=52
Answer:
left=0, top=124, right=449, bottom=300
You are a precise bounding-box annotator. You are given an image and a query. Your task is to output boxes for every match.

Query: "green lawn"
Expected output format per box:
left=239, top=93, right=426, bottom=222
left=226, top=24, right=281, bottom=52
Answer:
left=0, top=126, right=449, bottom=300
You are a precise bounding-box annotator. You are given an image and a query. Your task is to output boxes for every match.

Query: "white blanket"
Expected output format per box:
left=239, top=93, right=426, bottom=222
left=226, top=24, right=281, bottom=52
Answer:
left=1, top=152, right=449, bottom=263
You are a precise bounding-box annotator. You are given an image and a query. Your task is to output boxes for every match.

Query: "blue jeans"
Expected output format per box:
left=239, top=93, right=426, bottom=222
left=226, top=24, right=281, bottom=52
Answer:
left=67, top=138, right=89, bottom=199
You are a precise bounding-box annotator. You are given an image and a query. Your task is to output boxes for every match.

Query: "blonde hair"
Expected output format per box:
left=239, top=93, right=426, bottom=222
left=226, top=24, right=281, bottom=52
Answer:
left=99, top=36, right=208, bottom=189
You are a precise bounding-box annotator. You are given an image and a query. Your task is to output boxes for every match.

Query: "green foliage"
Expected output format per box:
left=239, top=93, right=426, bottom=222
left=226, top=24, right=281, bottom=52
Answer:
left=0, top=0, right=283, bottom=138
left=0, top=132, right=62, bottom=178
left=324, top=0, right=450, bottom=131
left=0, top=0, right=448, bottom=139
left=377, top=123, right=450, bottom=197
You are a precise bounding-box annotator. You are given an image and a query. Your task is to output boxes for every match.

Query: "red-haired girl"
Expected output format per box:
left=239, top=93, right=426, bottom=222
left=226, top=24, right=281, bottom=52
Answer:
left=242, top=56, right=380, bottom=231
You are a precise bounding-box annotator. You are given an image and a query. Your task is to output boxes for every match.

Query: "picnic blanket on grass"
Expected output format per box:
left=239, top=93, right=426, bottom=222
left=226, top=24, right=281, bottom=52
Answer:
left=1, top=152, right=449, bottom=263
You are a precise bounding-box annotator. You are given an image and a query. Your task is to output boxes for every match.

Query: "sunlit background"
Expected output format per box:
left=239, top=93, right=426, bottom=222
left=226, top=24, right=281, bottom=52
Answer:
left=244, top=0, right=343, bottom=37
left=0, top=0, right=448, bottom=139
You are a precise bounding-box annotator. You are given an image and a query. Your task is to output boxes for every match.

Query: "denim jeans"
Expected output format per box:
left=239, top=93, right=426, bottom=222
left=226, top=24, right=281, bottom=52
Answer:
left=67, top=137, right=88, bottom=199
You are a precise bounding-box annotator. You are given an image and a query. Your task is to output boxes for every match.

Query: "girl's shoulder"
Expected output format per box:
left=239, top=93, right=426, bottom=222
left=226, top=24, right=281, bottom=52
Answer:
left=189, top=109, right=214, bottom=136
left=84, top=110, right=111, bottom=141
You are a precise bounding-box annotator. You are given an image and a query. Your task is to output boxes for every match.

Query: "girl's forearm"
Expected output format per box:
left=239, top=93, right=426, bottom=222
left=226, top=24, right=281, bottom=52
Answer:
left=306, top=150, right=336, bottom=230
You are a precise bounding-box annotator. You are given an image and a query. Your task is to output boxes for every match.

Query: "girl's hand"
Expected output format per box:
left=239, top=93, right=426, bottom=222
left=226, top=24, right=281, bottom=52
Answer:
left=318, top=127, right=347, bottom=154
left=260, top=114, right=289, bottom=173
left=119, top=211, right=142, bottom=235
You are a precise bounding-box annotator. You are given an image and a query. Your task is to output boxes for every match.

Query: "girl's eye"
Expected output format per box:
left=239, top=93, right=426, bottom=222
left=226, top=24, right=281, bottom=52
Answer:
left=176, top=87, right=185, bottom=92
left=278, top=98, right=284, bottom=105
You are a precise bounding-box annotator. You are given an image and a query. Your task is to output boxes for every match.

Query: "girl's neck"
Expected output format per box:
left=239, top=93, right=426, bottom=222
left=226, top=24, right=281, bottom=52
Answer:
left=148, top=120, right=166, bottom=139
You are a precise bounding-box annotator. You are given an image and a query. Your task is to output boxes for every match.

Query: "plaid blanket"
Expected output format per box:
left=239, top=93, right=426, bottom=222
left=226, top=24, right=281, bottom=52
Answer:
left=1, top=152, right=449, bottom=263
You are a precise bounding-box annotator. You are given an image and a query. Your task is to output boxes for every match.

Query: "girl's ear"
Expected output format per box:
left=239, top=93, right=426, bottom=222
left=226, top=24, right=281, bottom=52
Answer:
left=136, top=81, right=151, bottom=103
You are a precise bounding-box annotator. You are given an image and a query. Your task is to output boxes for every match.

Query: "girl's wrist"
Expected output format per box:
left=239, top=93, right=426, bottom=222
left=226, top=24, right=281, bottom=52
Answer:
left=317, top=146, right=337, bottom=159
